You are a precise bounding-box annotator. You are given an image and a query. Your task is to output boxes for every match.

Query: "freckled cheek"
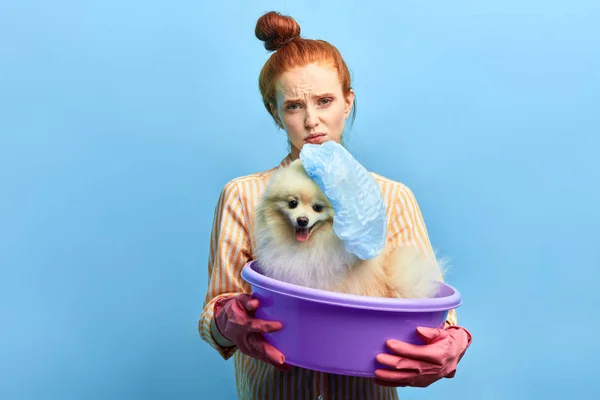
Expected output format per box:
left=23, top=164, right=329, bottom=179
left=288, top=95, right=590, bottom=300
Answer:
left=326, top=108, right=345, bottom=124
left=324, top=115, right=343, bottom=133
left=286, top=119, right=301, bottom=133
left=282, top=115, right=306, bottom=143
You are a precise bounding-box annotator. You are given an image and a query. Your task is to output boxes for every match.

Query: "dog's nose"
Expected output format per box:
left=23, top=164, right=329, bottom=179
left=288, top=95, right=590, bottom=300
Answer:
left=297, top=217, right=309, bottom=227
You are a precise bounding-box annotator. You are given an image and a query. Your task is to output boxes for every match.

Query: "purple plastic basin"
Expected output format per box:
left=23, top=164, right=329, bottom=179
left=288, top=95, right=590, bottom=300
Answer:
left=241, top=260, right=462, bottom=377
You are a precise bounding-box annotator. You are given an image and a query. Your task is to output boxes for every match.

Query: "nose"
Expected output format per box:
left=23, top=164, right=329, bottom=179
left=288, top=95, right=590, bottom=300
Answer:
left=297, top=217, right=309, bottom=227
left=304, top=108, right=318, bottom=129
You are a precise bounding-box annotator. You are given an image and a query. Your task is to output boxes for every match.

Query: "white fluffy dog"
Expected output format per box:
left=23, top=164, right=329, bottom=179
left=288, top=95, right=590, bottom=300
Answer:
left=253, top=159, right=443, bottom=299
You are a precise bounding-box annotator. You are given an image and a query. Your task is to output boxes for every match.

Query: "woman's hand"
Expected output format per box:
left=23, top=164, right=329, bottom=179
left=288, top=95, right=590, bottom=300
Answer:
left=213, top=294, right=292, bottom=372
left=373, top=325, right=472, bottom=387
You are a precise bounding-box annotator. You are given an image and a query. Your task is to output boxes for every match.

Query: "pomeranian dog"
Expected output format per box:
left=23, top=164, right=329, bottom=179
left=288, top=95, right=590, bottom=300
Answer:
left=252, top=159, right=444, bottom=299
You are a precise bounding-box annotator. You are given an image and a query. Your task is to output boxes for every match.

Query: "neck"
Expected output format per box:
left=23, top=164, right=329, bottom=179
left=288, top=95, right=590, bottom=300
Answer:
left=290, top=145, right=300, bottom=161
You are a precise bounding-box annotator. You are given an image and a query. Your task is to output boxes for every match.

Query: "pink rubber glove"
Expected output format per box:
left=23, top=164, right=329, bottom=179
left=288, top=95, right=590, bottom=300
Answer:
left=213, top=294, right=291, bottom=372
left=374, top=325, right=472, bottom=387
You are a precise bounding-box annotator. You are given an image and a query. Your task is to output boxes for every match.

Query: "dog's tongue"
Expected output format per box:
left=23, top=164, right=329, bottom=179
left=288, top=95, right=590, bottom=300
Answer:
left=295, top=228, right=310, bottom=241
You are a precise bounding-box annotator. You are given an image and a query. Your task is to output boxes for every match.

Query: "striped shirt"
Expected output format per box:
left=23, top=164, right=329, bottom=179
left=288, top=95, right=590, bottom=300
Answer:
left=199, top=154, right=458, bottom=400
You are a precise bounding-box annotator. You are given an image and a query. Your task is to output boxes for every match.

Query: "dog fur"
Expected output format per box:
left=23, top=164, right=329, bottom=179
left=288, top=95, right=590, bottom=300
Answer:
left=253, top=159, right=443, bottom=299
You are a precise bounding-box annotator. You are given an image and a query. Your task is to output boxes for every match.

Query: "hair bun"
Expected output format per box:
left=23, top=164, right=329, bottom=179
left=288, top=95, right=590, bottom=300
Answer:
left=255, top=11, right=301, bottom=51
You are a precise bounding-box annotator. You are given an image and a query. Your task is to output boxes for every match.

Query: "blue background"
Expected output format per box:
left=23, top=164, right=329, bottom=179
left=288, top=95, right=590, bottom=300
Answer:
left=1, top=1, right=599, bottom=399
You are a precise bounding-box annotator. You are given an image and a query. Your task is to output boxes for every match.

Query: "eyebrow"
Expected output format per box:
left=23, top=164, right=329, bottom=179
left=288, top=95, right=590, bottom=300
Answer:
left=283, top=92, right=336, bottom=105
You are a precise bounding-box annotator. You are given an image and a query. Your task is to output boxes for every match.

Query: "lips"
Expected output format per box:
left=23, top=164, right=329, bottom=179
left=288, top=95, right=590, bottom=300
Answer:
left=304, top=134, right=326, bottom=144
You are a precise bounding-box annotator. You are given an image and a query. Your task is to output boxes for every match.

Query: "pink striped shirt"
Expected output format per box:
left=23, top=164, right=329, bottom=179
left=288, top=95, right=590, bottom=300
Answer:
left=199, top=154, right=458, bottom=399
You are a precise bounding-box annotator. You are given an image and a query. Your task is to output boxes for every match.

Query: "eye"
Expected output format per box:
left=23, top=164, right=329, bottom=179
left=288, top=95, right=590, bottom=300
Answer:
left=286, top=103, right=301, bottom=110
left=313, top=204, right=323, bottom=212
left=288, top=199, right=298, bottom=209
left=319, top=98, right=333, bottom=105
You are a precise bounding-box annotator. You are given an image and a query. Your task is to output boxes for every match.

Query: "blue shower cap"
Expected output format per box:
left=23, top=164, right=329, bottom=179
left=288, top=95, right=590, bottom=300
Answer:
left=299, top=141, right=387, bottom=260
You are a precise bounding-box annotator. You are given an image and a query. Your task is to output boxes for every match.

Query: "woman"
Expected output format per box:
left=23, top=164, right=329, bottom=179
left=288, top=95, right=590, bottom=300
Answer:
left=198, top=11, right=472, bottom=400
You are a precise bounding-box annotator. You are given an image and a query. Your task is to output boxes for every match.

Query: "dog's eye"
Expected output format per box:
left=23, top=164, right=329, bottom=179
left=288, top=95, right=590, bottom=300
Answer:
left=313, top=204, right=323, bottom=212
left=288, top=200, right=298, bottom=209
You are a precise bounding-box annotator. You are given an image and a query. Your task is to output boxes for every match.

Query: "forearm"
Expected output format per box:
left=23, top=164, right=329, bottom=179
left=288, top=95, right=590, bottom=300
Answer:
left=200, top=180, right=251, bottom=358
left=391, top=189, right=459, bottom=329
left=199, top=294, right=239, bottom=360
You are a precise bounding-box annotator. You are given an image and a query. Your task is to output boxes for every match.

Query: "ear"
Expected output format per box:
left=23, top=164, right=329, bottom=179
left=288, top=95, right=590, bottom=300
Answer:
left=269, top=103, right=284, bottom=128
left=344, top=89, right=355, bottom=119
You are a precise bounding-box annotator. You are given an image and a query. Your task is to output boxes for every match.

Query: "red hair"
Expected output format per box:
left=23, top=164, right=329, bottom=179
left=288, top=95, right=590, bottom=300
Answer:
left=255, top=11, right=356, bottom=127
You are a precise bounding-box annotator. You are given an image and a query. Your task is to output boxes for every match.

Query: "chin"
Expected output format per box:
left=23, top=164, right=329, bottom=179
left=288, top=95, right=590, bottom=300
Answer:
left=253, top=160, right=443, bottom=299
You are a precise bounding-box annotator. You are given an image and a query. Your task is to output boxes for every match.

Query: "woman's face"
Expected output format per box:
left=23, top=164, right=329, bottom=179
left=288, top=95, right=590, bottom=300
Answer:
left=271, top=63, right=354, bottom=159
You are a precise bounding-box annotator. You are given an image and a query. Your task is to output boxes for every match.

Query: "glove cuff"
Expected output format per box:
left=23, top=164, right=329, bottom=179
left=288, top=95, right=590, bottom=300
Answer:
left=446, top=325, right=473, bottom=349
left=212, top=296, right=236, bottom=340
left=441, top=326, right=472, bottom=379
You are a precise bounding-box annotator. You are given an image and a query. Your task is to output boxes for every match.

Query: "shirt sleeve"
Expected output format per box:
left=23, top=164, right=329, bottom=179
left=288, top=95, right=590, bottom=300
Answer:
left=387, top=185, right=458, bottom=327
left=198, top=180, right=252, bottom=360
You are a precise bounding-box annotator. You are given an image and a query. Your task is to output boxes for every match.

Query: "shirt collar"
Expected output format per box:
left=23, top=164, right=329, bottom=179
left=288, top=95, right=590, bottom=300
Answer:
left=277, top=153, right=293, bottom=169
